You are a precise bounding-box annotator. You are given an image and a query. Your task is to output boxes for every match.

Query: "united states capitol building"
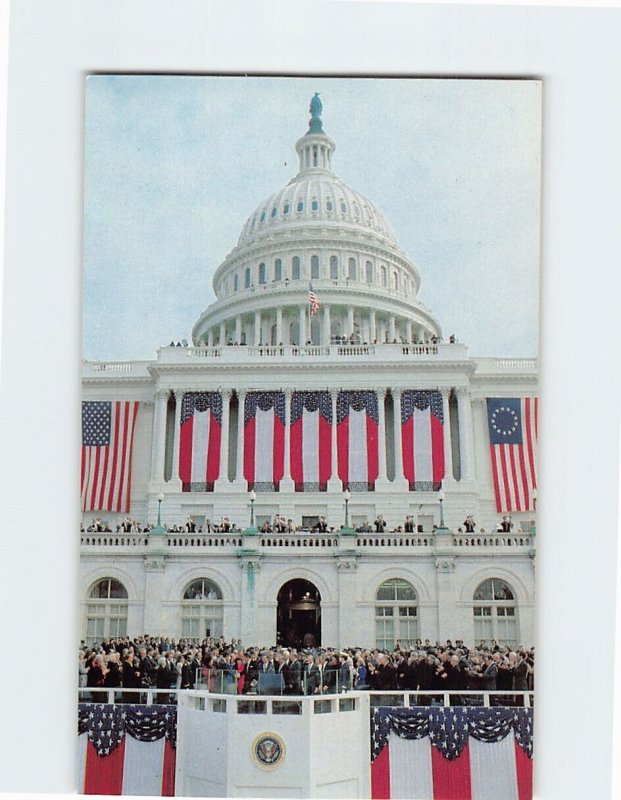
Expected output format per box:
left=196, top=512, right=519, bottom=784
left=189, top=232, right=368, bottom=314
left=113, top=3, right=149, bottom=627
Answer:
left=80, top=95, right=537, bottom=651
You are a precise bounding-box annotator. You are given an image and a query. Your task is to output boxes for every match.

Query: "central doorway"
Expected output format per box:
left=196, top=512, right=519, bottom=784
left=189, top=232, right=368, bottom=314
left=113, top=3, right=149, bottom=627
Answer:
left=276, top=579, right=321, bottom=648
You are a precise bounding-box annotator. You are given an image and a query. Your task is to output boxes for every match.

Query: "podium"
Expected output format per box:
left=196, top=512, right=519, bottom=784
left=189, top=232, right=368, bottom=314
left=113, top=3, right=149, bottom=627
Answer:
left=175, top=691, right=371, bottom=798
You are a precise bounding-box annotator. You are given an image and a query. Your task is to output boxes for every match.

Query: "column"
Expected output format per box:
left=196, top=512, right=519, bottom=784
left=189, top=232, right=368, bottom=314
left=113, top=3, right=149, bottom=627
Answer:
left=207, top=329, right=214, bottom=347
left=388, top=314, right=396, bottom=342
left=347, top=306, right=354, bottom=337
left=391, top=388, right=406, bottom=487
left=328, top=389, right=340, bottom=491
left=235, top=389, right=247, bottom=486
left=219, top=321, right=226, bottom=345
left=323, top=304, right=331, bottom=346
left=170, top=390, right=183, bottom=485
left=376, top=389, right=389, bottom=486
left=235, top=316, right=242, bottom=342
left=276, top=306, right=283, bottom=344
left=406, top=320, right=413, bottom=342
left=299, top=305, right=306, bottom=345
left=456, top=387, right=474, bottom=481
left=281, top=388, right=294, bottom=491
left=442, top=390, right=454, bottom=482
left=369, top=309, right=377, bottom=343
left=150, top=389, right=169, bottom=485
left=254, top=310, right=262, bottom=345
left=215, top=389, right=232, bottom=487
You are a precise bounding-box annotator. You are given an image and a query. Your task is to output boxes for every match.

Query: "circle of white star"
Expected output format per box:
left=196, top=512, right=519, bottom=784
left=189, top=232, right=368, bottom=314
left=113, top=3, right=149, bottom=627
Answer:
left=491, top=406, right=519, bottom=436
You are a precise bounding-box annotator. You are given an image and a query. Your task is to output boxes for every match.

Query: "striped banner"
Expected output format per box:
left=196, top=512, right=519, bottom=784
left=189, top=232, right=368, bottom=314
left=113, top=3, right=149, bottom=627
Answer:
left=401, top=390, right=445, bottom=491
left=290, top=391, right=332, bottom=491
left=179, top=392, right=222, bottom=492
left=371, top=707, right=533, bottom=800
left=243, top=391, right=285, bottom=491
left=77, top=704, right=176, bottom=796
left=336, top=390, right=379, bottom=491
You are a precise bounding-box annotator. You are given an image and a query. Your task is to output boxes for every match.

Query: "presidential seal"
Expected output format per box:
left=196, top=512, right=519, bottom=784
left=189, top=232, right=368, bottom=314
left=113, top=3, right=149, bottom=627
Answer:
left=251, top=732, right=286, bottom=770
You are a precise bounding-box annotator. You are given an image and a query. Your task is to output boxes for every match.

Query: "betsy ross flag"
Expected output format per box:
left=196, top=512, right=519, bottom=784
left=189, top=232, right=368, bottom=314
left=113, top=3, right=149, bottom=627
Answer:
left=308, top=282, right=320, bottom=315
left=371, top=706, right=533, bottom=800
left=77, top=704, right=176, bottom=796
left=81, top=401, right=139, bottom=513
left=486, top=397, right=538, bottom=513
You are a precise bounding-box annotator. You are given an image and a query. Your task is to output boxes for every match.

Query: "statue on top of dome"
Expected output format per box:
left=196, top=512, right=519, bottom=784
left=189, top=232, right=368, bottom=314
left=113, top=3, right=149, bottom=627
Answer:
left=308, top=93, right=324, bottom=133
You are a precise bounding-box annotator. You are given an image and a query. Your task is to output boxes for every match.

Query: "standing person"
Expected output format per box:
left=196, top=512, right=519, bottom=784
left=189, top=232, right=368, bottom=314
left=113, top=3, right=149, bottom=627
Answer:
left=463, top=516, right=476, bottom=533
left=122, top=653, right=141, bottom=704
left=86, top=654, right=107, bottom=703
left=302, top=654, right=320, bottom=695
left=235, top=657, right=246, bottom=694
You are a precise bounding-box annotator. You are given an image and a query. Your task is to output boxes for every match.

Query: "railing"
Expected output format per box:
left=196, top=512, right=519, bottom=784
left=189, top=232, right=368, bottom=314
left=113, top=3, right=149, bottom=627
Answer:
left=154, top=342, right=468, bottom=364
left=80, top=530, right=534, bottom=550
left=78, top=687, right=533, bottom=709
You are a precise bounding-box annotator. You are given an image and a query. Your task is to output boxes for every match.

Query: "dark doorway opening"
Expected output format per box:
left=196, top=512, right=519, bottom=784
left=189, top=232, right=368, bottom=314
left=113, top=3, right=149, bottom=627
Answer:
left=276, top=579, right=321, bottom=648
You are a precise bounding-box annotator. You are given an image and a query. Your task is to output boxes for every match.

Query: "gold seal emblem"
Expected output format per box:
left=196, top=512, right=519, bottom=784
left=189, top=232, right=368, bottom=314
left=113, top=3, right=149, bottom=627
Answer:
left=251, top=731, right=286, bottom=770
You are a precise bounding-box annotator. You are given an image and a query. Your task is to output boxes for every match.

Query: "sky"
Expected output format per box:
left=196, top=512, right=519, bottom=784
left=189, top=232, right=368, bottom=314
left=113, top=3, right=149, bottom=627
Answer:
left=83, top=76, right=541, bottom=360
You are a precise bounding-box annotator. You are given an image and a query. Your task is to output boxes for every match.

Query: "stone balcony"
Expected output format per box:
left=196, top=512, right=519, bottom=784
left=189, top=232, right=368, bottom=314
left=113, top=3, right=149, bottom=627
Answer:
left=80, top=528, right=535, bottom=556
left=156, top=341, right=469, bottom=365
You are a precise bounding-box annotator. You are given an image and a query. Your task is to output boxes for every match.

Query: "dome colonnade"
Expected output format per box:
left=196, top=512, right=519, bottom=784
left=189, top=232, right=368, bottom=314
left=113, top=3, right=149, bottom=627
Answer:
left=192, top=94, right=441, bottom=349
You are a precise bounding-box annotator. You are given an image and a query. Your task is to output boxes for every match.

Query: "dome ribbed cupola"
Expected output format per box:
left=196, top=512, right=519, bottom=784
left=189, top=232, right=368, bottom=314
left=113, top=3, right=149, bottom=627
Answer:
left=192, top=96, right=441, bottom=349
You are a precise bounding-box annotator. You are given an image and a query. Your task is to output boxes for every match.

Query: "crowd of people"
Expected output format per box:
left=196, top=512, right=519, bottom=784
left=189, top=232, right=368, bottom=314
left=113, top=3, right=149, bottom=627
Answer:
left=79, top=635, right=534, bottom=705
left=82, top=513, right=528, bottom=536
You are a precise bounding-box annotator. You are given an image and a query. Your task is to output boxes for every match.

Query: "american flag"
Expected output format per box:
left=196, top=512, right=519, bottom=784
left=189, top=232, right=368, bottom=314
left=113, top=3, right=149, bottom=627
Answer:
left=308, top=282, right=320, bottom=315
left=81, top=401, right=139, bottom=513
left=486, top=397, right=538, bottom=513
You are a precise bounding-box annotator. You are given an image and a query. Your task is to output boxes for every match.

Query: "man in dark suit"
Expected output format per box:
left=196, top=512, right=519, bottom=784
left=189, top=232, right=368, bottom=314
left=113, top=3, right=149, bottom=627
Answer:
left=279, top=649, right=302, bottom=694
left=302, top=654, right=320, bottom=694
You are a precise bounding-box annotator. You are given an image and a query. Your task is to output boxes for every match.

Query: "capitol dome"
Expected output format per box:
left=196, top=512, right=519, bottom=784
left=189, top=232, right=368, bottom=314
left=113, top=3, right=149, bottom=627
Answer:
left=192, top=95, right=441, bottom=348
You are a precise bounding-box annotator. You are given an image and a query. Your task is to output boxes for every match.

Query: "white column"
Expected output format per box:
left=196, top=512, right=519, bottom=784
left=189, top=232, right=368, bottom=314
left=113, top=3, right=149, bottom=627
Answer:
left=406, top=319, right=413, bottom=342
left=281, top=388, right=294, bottom=491
left=170, top=390, right=183, bottom=485
left=219, top=321, right=226, bottom=345
left=328, top=389, right=340, bottom=491
left=215, top=389, right=232, bottom=488
left=392, top=388, right=403, bottom=481
left=235, top=316, right=242, bottom=342
left=299, top=305, right=306, bottom=345
left=276, top=306, right=283, bottom=344
left=456, top=387, right=474, bottom=481
left=388, top=314, right=396, bottom=341
left=377, top=389, right=388, bottom=485
left=369, top=309, right=377, bottom=342
left=347, top=306, right=354, bottom=337
left=254, top=311, right=262, bottom=345
left=207, top=329, right=214, bottom=347
left=235, top=389, right=247, bottom=486
left=323, top=304, right=331, bottom=346
left=442, top=389, right=454, bottom=482
left=150, top=389, right=168, bottom=485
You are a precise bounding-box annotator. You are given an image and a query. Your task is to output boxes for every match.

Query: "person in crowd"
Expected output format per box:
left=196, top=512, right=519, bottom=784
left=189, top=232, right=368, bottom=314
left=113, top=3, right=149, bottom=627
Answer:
left=404, top=515, right=415, bottom=532
left=302, top=653, right=320, bottom=695
left=499, top=515, right=513, bottom=532
left=463, top=515, right=476, bottom=533
left=374, top=515, right=386, bottom=532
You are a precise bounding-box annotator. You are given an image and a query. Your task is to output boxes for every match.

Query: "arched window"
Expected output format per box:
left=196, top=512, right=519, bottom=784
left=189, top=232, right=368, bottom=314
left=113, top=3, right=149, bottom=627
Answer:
left=271, top=206, right=277, bottom=218
left=297, top=201, right=304, bottom=213
left=311, top=199, right=319, bottom=211
left=311, top=255, right=320, bottom=279
left=233, top=273, right=239, bottom=292
left=392, top=271, right=398, bottom=290
left=330, top=255, right=339, bottom=280
left=283, top=202, right=290, bottom=215
left=473, top=578, right=518, bottom=646
left=292, top=256, right=301, bottom=280
left=326, top=200, right=333, bottom=212
left=375, top=578, right=418, bottom=649
left=348, top=258, right=356, bottom=281
left=366, top=261, right=374, bottom=283
left=181, top=578, right=224, bottom=639
left=274, top=258, right=282, bottom=282
left=223, top=276, right=230, bottom=295
left=244, top=267, right=251, bottom=289
left=258, top=263, right=266, bottom=284
left=86, top=578, right=128, bottom=645
left=381, top=266, right=387, bottom=287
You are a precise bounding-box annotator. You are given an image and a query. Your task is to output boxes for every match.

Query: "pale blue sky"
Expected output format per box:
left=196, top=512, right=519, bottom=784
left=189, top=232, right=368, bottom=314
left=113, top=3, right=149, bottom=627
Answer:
left=83, top=76, right=541, bottom=360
